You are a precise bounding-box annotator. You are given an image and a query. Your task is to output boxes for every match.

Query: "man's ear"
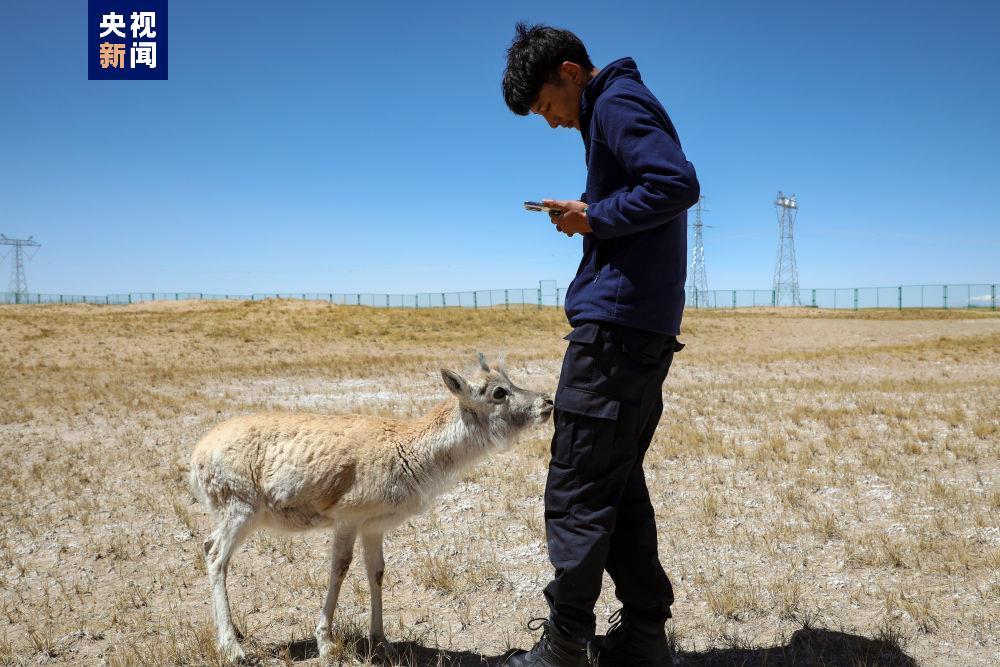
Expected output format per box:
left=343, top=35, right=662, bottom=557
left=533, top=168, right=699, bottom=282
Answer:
left=560, top=61, right=582, bottom=84
left=441, top=369, right=469, bottom=398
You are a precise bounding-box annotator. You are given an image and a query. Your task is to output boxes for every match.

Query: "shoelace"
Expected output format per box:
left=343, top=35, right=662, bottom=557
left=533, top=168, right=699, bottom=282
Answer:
left=525, top=617, right=550, bottom=654
left=524, top=617, right=594, bottom=663
left=606, top=608, right=625, bottom=638
left=527, top=617, right=549, bottom=632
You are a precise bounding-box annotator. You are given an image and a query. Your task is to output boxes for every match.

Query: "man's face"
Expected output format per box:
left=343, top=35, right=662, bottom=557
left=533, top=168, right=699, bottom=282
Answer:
left=530, top=62, right=587, bottom=130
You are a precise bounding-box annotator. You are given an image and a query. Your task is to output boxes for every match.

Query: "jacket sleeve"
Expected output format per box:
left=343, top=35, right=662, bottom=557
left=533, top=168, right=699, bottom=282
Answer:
left=586, top=92, right=700, bottom=239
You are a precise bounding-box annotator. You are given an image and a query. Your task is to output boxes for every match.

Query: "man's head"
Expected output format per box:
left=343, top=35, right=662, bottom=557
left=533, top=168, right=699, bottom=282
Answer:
left=502, top=22, right=595, bottom=130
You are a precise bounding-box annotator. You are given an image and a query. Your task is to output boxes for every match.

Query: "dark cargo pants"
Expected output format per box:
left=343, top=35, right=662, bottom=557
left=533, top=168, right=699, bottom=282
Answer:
left=543, top=320, right=681, bottom=641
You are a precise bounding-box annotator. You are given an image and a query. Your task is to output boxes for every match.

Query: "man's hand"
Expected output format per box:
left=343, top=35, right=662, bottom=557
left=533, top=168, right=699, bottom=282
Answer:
left=543, top=199, right=591, bottom=237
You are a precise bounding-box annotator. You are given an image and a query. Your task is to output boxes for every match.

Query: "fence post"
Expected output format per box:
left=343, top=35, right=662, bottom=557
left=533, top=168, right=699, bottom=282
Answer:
left=473, top=291, right=478, bottom=309
left=732, top=290, right=736, bottom=309
left=943, top=285, right=948, bottom=309
left=897, top=286, right=902, bottom=310
left=356, top=294, right=361, bottom=306
left=811, top=289, right=816, bottom=308
left=771, top=290, right=776, bottom=307
left=853, top=288, right=859, bottom=311
left=993, top=284, right=997, bottom=312
left=128, top=293, right=132, bottom=305
left=504, top=289, right=509, bottom=310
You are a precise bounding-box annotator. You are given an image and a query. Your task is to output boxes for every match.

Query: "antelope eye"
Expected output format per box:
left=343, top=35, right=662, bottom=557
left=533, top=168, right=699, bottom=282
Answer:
left=492, top=386, right=509, bottom=400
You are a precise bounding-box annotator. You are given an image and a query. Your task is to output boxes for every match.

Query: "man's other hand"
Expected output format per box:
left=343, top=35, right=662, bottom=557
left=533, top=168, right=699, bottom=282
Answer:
left=543, top=199, right=591, bottom=237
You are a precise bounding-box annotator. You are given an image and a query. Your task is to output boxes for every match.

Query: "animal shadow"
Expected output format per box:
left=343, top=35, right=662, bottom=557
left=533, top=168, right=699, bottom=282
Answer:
left=269, top=626, right=917, bottom=666
left=268, top=634, right=514, bottom=665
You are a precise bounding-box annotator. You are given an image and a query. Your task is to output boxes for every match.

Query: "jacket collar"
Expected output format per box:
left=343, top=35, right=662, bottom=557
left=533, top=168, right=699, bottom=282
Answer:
left=579, top=57, right=641, bottom=133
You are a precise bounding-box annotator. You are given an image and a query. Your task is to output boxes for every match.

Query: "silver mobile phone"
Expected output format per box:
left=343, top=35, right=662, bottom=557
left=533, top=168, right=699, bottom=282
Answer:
left=524, top=201, right=562, bottom=215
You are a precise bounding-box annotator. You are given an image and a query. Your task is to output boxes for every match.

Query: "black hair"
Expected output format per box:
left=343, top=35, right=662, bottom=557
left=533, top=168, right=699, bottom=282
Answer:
left=502, top=22, right=594, bottom=115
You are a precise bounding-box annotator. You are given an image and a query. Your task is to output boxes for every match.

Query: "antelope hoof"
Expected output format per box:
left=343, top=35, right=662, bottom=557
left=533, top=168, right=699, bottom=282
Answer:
left=220, top=640, right=246, bottom=663
left=371, top=636, right=397, bottom=660
left=316, top=634, right=337, bottom=662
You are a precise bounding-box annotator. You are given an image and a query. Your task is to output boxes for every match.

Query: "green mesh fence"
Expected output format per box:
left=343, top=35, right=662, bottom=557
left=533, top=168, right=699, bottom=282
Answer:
left=1, top=283, right=996, bottom=311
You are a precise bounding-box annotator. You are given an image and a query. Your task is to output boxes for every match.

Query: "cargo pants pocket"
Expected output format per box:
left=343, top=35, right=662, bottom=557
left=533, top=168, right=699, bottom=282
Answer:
left=617, top=329, right=684, bottom=368
left=551, top=386, right=622, bottom=474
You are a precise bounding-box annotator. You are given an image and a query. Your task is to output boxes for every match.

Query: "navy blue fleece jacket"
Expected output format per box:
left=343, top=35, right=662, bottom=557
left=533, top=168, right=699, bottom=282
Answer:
left=564, top=57, right=699, bottom=335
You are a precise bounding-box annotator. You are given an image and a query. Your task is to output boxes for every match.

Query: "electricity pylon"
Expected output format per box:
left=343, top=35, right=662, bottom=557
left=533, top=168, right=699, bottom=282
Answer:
left=772, top=192, right=801, bottom=306
left=1, top=235, right=42, bottom=303
left=687, top=196, right=712, bottom=307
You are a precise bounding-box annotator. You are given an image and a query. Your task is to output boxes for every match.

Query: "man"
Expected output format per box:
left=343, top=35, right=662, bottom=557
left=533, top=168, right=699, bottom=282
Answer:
left=501, top=23, right=700, bottom=667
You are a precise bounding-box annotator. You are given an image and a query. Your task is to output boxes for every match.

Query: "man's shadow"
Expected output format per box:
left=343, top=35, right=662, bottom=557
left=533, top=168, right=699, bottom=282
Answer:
left=269, top=625, right=917, bottom=666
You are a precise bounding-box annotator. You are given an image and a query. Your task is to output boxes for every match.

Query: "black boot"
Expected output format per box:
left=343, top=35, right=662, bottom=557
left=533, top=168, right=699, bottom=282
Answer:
left=596, top=608, right=674, bottom=666
left=504, top=618, right=592, bottom=667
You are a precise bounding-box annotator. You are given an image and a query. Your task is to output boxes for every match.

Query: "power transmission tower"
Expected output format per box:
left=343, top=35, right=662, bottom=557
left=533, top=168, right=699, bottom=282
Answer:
left=772, top=192, right=801, bottom=306
left=687, top=196, right=711, bottom=307
left=1, top=235, right=42, bottom=303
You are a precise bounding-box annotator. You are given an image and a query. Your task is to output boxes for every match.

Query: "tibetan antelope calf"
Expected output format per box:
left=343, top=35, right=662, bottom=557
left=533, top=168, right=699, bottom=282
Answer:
left=189, top=354, right=553, bottom=661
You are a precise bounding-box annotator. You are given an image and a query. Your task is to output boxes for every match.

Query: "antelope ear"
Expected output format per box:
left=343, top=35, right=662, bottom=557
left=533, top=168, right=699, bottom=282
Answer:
left=441, top=369, right=469, bottom=397
left=477, top=352, right=491, bottom=373
left=496, top=353, right=508, bottom=377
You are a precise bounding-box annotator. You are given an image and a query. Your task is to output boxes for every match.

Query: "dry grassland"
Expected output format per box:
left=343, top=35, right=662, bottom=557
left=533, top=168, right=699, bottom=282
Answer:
left=1, top=300, right=998, bottom=666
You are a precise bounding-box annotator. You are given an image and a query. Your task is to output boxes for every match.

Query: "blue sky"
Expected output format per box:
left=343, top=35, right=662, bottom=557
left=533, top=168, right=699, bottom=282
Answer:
left=0, top=0, right=997, bottom=295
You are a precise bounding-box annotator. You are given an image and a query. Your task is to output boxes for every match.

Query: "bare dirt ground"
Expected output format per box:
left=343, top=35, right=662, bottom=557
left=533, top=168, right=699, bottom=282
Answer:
left=1, top=301, right=997, bottom=666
